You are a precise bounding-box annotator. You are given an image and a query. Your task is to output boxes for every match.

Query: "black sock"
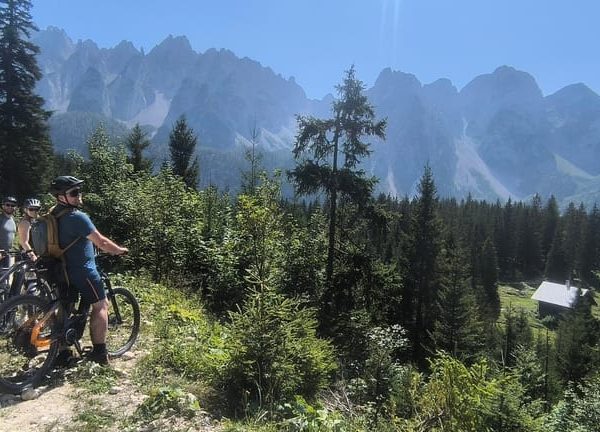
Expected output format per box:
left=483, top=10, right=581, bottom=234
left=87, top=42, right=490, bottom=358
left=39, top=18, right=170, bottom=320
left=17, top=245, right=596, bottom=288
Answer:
left=92, top=343, right=107, bottom=354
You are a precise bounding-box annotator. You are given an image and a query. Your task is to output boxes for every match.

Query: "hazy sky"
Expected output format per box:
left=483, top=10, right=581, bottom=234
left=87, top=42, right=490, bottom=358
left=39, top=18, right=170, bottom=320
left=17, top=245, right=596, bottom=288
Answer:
left=31, top=0, right=599, bottom=99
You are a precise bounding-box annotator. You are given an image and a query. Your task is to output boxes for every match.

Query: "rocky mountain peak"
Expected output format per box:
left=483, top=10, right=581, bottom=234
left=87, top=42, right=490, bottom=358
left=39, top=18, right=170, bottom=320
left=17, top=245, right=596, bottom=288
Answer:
left=32, top=27, right=600, bottom=206
left=546, top=83, right=600, bottom=114
left=373, top=67, right=422, bottom=93
left=462, top=65, right=543, bottom=101
left=148, top=34, right=195, bottom=59
left=33, top=26, right=75, bottom=62
left=460, top=65, right=545, bottom=136
left=423, top=78, right=459, bottom=104
left=112, top=40, right=139, bottom=56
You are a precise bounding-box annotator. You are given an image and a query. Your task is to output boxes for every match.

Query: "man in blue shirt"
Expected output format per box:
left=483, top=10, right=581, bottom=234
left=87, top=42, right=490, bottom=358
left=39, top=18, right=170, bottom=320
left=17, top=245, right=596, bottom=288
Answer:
left=50, top=176, right=128, bottom=365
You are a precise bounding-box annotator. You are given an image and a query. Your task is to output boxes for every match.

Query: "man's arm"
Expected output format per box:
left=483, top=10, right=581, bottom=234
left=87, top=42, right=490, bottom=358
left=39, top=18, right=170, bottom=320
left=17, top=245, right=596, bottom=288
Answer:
left=87, top=230, right=128, bottom=255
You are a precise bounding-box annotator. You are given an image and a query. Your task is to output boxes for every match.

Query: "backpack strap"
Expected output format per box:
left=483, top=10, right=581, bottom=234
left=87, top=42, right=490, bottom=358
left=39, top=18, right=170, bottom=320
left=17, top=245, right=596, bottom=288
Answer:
left=62, top=237, right=81, bottom=254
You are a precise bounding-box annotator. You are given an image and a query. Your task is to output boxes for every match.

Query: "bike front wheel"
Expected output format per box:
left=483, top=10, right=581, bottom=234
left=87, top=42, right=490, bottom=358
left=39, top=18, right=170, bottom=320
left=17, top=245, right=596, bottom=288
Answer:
left=106, top=287, right=140, bottom=357
left=0, top=295, right=60, bottom=394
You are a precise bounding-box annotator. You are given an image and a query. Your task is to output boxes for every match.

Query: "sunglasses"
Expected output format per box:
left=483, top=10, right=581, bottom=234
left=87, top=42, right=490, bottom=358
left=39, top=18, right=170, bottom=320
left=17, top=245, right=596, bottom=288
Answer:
left=3, top=203, right=16, bottom=208
left=27, top=208, right=40, bottom=212
left=67, top=188, right=82, bottom=197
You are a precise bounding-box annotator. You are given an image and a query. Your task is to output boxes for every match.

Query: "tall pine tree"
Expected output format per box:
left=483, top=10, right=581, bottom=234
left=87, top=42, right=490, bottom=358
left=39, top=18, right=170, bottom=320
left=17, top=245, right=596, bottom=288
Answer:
left=516, top=196, right=543, bottom=278
left=563, top=202, right=585, bottom=280
left=289, top=66, right=386, bottom=300
left=580, top=205, right=600, bottom=286
left=404, top=165, right=443, bottom=363
left=0, top=0, right=53, bottom=197
left=497, top=198, right=518, bottom=280
left=555, top=293, right=599, bottom=385
left=126, top=123, right=152, bottom=173
left=479, top=236, right=500, bottom=322
left=241, top=124, right=263, bottom=195
left=545, top=224, right=569, bottom=282
left=431, top=235, right=485, bottom=361
left=168, top=115, right=199, bottom=188
left=541, top=195, right=559, bottom=263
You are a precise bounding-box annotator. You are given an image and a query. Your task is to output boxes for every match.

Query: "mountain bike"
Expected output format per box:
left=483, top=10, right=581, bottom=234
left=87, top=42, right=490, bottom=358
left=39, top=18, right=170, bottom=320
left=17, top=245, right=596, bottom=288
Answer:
left=0, top=250, right=52, bottom=304
left=0, top=254, right=140, bottom=395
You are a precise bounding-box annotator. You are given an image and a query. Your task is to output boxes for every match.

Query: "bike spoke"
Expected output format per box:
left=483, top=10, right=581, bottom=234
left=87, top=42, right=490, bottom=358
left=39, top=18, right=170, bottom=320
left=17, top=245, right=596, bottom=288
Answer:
left=0, top=295, right=59, bottom=393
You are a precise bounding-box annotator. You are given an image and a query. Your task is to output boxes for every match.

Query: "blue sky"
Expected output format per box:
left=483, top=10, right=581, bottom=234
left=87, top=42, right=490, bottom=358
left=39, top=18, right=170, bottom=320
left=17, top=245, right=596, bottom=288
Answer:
left=31, top=0, right=599, bottom=99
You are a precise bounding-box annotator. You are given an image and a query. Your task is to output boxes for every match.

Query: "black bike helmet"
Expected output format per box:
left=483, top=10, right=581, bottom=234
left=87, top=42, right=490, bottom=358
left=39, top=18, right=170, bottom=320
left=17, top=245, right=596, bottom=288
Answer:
left=2, top=196, right=17, bottom=205
left=23, top=198, right=41, bottom=209
left=50, top=175, right=84, bottom=196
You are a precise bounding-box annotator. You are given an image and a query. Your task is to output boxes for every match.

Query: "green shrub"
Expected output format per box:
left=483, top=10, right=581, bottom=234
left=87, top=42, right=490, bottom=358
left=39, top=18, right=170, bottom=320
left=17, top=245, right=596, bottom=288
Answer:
left=346, top=324, right=409, bottom=421
left=219, top=277, right=336, bottom=416
left=280, top=396, right=343, bottom=431
left=135, top=386, right=200, bottom=421
left=406, top=353, right=543, bottom=432
left=544, top=374, right=600, bottom=432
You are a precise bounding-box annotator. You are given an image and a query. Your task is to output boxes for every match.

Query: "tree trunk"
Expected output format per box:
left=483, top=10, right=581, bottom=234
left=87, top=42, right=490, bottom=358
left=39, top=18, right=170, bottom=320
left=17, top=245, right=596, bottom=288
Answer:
left=325, top=123, right=340, bottom=288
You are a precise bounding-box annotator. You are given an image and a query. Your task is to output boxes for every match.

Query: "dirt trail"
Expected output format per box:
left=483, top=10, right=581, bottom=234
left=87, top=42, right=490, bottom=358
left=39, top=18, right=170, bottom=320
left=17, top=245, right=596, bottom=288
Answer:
left=0, top=351, right=220, bottom=432
left=0, top=355, right=144, bottom=432
left=0, top=380, right=79, bottom=431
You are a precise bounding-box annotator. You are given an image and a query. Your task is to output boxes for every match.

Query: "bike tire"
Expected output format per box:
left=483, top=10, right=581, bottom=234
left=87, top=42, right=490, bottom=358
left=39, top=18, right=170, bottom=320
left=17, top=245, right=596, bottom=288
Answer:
left=0, top=295, right=60, bottom=394
left=106, top=287, right=140, bottom=357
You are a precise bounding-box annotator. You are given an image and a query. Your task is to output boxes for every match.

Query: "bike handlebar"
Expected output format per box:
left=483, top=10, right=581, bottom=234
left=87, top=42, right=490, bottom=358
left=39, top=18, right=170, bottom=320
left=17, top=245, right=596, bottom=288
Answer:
left=0, top=249, right=32, bottom=261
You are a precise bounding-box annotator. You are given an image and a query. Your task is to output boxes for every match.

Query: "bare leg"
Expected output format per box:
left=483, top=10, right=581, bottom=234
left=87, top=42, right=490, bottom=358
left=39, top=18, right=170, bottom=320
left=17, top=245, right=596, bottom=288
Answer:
left=89, top=298, right=109, bottom=344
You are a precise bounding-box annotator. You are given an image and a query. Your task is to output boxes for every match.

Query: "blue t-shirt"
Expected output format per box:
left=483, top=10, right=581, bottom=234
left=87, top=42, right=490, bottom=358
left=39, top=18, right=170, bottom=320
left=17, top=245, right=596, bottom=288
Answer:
left=56, top=206, right=97, bottom=274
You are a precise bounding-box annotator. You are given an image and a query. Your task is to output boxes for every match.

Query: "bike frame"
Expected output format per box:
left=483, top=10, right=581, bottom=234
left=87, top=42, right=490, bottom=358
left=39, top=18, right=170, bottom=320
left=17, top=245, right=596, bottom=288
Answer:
left=99, top=268, right=125, bottom=326
left=0, top=256, right=34, bottom=298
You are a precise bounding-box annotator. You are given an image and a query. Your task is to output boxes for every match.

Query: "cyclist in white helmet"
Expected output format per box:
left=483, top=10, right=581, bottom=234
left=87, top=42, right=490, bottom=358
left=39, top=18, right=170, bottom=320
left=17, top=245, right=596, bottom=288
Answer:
left=18, top=198, right=41, bottom=262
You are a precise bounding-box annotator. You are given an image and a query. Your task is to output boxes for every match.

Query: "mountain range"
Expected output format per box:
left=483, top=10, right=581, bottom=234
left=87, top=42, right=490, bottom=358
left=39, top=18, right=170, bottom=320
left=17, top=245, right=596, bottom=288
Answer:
left=33, top=27, right=600, bottom=207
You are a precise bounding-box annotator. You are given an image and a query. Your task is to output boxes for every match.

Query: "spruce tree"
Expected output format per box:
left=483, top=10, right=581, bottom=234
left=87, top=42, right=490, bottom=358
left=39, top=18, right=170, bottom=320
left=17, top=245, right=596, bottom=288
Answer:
left=241, top=124, right=263, bottom=195
left=404, top=165, right=443, bottom=363
left=541, top=195, right=559, bottom=262
left=555, top=294, right=599, bottom=385
left=431, top=236, right=484, bottom=361
left=516, top=196, right=543, bottom=278
left=168, top=115, right=199, bottom=188
left=289, top=66, right=386, bottom=297
left=580, top=205, right=600, bottom=286
left=480, top=236, right=501, bottom=322
left=0, top=0, right=53, bottom=197
left=563, top=202, right=585, bottom=279
left=501, top=306, right=532, bottom=367
left=545, top=224, right=568, bottom=282
left=497, top=198, right=518, bottom=280
left=126, top=123, right=152, bottom=173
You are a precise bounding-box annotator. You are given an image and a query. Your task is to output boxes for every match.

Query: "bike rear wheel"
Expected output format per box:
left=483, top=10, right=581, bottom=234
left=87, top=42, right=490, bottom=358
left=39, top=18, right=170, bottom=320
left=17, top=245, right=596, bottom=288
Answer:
left=106, top=287, right=140, bottom=357
left=0, top=295, right=60, bottom=394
